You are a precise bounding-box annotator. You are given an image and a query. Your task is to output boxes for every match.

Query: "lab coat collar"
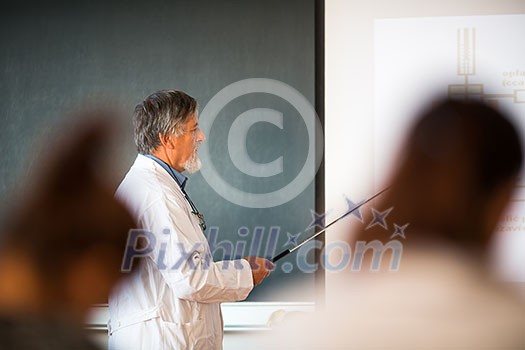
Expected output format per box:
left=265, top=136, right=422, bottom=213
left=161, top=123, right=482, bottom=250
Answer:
left=141, top=154, right=188, bottom=190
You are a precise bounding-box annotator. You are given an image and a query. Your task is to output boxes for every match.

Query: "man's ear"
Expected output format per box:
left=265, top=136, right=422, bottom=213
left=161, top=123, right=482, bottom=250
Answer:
left=159, top=133, right=175, bottom=149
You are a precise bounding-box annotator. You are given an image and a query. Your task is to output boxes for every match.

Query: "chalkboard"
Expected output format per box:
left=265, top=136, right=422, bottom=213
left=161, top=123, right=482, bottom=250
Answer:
left=0, top=0, right=316, bottom=301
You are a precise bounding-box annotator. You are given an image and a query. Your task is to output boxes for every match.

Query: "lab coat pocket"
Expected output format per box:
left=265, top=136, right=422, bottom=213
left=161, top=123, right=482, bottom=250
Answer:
left=161, top=318, right=211, bottom=350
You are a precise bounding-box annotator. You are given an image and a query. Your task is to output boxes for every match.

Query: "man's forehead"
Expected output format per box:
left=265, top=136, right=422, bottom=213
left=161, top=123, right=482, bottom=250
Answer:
left=186, top=112, right=199, bottom=125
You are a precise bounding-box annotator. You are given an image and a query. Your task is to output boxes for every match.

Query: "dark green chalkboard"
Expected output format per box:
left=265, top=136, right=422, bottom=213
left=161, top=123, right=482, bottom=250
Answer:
left=0, top=0, right=316, bottom=301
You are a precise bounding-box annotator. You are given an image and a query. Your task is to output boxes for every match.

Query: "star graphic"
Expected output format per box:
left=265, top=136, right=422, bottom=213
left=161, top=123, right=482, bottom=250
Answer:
left=284, top=232, right=301, bottom=247
left=390, top=223, right=409, bottom=239
left=344, top=196, right=364, bottom=222
left=307, top=210, right=329, bottom=230
left=366, top=207, right=394, bottom=230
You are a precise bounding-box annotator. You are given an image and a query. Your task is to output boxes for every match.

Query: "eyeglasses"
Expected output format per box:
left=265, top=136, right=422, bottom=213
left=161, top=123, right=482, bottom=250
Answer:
left=184, top=125, right=202, bottom=139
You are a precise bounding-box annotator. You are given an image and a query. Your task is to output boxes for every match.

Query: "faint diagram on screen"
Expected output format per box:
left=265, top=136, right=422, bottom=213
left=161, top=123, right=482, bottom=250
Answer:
left=375, top=15, right=525, bottom=194
left=449, top=28, right=525, bottom=107
left=447, top=26, right=525, bottom=191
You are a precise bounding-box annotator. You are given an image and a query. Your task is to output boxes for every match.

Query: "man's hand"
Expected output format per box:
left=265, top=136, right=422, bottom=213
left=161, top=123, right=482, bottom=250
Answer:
left=243, top=256, right=274, bottom=286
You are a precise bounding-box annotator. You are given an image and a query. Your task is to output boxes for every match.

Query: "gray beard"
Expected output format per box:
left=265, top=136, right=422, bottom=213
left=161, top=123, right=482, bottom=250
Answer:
left=184, top=151, right=202, bottom=174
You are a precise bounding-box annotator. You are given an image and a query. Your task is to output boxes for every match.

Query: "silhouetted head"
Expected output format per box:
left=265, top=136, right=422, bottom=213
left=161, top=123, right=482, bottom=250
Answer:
left=392, top=100, right=523, bottom=246
left=359, top=99, right=523, bottom=253
left=0, top=112, right=136, bottom=317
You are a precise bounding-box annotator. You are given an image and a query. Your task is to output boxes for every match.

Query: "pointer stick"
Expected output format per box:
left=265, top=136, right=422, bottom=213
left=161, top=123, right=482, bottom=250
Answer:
left=272, top=186, right=391, bottom=263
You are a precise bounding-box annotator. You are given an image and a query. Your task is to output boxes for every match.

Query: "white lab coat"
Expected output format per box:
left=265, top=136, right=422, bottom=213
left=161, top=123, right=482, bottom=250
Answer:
left=108, top=155, right=254, bottom=350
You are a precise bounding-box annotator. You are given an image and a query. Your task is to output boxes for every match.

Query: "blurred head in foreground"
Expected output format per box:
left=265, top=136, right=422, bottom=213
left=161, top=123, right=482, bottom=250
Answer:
left=0, top=112, right=135, bottom=347
left=264, top=99, right=525, bottom=350
left=358, top=99, right=523, bottom=256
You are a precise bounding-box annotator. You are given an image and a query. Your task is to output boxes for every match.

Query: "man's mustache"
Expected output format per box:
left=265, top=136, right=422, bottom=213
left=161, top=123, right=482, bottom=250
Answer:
left=194, top=141, right=202, bottom=151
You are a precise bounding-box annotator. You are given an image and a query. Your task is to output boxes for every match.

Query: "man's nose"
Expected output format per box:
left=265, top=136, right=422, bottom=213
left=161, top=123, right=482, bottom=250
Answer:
left=197, top=127, right=206, bottom=142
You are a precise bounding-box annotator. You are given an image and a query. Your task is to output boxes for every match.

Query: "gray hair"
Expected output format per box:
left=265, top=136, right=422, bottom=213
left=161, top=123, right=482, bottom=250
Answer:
left=133, top=89, right=198, bottom=154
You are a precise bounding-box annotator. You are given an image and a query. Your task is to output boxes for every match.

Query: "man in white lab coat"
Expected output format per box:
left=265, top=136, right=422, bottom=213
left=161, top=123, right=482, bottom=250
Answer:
left=108, top=90, right=273, bottom=349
